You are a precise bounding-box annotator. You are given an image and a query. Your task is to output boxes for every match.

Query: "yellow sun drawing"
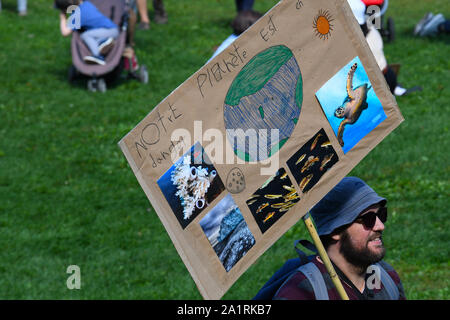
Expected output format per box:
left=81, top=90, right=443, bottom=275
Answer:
left=313, top=9, right=334, bottom=40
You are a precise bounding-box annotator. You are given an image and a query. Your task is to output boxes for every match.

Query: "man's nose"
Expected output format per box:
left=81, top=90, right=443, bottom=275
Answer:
left=373, top=216, right=385, bottom=231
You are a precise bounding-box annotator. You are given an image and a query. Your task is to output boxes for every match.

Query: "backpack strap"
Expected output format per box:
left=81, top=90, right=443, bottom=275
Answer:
left=273, top=261, right=329, bottom=300
left=376, top=262, right=399, bottom=300
left=293, top=240, right=328, bottom=300
left=294, top=239, right=318, bottom=264
left=298, top=262, right=329, bottom=300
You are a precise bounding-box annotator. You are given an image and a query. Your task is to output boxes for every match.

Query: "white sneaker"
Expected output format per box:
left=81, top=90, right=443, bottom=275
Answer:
left=98, top=37, right=114, bottom=55
left=419, top=13, right=445, bottom=36
left=83, top=55, right=106, bottom=65
left=414, top=12, right=433, bottom=36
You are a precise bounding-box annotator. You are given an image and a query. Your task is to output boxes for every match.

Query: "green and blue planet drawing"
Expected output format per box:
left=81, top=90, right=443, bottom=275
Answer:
left=223, top=45, right=303, bottom=162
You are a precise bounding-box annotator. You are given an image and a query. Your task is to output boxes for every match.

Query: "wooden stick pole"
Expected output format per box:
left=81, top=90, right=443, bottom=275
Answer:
left=302, top=212, right=349, bottom=300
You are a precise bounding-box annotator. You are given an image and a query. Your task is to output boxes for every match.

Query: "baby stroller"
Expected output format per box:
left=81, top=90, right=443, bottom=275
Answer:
left=68, top=0, right=149, bottom=92
left=362, top=0, right=395, bottom=42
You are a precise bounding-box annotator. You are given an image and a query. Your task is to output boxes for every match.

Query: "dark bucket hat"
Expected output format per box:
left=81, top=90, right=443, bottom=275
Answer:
left=310, top=177, right=386, bottom=236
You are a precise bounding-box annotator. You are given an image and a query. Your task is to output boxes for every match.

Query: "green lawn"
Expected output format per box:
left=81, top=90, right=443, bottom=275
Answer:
left=0, top=0, right=448, bottom=299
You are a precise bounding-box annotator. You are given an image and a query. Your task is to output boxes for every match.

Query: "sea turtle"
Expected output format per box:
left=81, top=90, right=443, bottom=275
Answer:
left=334, top=63, right=370, bottom=147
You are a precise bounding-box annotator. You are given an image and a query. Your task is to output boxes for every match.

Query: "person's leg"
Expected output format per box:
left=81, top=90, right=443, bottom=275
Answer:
left=136, top=0, right=150, bottom=28
left=437, top=20, right=450, bottom=33
left=153, top=0, right=167, bottom=24
left=81, top=28, right=119, bottom=57
left=235, top=0, right=254, bottom=12
left=81, top=30, right=101, bottom=57
left=383, top=66, right=397, bottom=94
left=18, top=0, right=27, bottom=15
left=419, top=13, right=446, bottom=36
left=128, top=8, right=137, bottom=46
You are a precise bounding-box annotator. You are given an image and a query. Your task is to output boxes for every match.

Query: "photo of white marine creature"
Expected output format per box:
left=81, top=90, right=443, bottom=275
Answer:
left=171, top=155, right=218, bottom=220
left=158, top=142, right=225, bottom=229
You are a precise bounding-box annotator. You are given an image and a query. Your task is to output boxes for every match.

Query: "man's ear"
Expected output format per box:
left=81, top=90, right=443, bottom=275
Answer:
left=330, top=232, right=341, bottom=241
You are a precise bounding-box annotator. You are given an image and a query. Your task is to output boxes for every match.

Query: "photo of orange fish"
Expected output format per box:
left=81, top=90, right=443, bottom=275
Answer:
left=299, top=174, right=313, bottom=191
left=310, top=133, right=323, bottom=150
left=320, top=153, right=334, bottom=171
left=286, top=129, right=339, bottom=193
left=295, top=153, right=306, bottom=165
left=264, top=194, right=283, bottom=199
left=284, top=192, right=300, bottom=202
left=246, top=168, right=301, bottom=233
left=282, top=185, right=296, bottom=192
left=256, top=202, right=269, bottom=214
left=301, top=156, right=319, bottom=173
left=263, top=212, right=275, bottom=223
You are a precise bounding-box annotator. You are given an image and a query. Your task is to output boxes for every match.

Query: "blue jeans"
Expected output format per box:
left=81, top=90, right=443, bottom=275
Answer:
left=80, top=27, right=119, bottom=57
left=0, top=0, right=27, bottom=12
left=236, top=0, right=254, bottom=12
left=18, top=0, right=26, bottom=12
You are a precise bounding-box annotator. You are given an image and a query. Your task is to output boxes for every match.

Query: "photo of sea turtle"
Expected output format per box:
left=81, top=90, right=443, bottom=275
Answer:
left=315, top=56, right=387, bottom=154
left=334, top=62, right=370, bottom=146
left=224, top=45, right=303, bottom=162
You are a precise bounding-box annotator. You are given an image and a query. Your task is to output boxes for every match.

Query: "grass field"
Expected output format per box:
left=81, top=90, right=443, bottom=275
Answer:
left=0, top=0, right=448, bottom=299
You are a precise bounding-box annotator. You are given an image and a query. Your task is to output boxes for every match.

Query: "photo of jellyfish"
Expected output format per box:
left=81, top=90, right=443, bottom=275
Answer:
left=199, top=194, right=255, bottom=272
left=246, top=168, right=300, bottom=234
left=315, top=56, right=387, bottom=154
left=157, top=142, right=225, bottom=229
left=286, top=128, right=339, bottom=193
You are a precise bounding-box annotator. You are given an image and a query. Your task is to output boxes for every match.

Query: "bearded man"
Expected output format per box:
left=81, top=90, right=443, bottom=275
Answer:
left=274, top=177, right=406, bottom=300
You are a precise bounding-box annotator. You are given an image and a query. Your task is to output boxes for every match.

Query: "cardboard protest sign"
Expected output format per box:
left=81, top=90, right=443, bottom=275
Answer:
left=119, top=0, right=403, bottom=299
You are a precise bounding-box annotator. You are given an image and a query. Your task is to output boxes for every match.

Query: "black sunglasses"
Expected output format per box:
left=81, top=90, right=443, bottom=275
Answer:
left=355, top=207, right=388, bottom=229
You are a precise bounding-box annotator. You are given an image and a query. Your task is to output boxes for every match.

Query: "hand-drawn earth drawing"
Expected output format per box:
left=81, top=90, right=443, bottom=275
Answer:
left=223, top=45, right=303, bottom=162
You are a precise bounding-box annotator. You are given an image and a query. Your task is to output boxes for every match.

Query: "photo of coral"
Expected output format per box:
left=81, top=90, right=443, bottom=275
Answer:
left=157, top=142, right=225, bottom=229
left=315, top=56, right=387, bottom=153
left=246, top=168, right=300, bottom=234
left=286, top=128, right=339, bottom=193
left=199, top=194, right=255, bottom=272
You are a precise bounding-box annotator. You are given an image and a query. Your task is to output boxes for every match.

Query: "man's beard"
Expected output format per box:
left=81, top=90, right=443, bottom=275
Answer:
left=339, top=230, right=386, bottom=269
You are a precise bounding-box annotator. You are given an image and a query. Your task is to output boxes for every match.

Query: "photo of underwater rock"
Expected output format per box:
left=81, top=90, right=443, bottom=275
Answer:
left=246, top=168, right=300, bottom=234
left=286, top=128, right=339, bottom=193
left=157, top=142, right=225, bottom=229
left=199, top=194, right=255, bottom=272
left=315, top=56, right=387, bottom=154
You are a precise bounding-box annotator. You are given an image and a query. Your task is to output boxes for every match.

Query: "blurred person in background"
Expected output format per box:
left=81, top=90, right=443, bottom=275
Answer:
left=347, top=0, right=421, bottom=96
left=414, top=12, right=449, bottom=37
left=236, top=0, right=254, bottom=12
left=0, top=0, right=27, bottom=16
left=136, top=0, right=167, bottom=30
left=209, top=9, right=262, bottom=61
